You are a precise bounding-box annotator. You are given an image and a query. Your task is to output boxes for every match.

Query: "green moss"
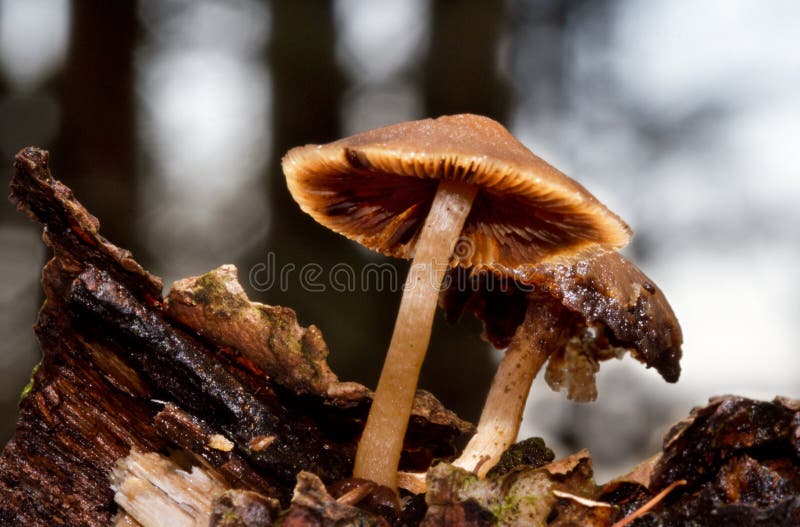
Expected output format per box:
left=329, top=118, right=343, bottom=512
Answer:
left=19, top=362, right=41, bottom=402
left=459, top=471, right=480, bottom=490
left=192, top=272, right=247, bottom=315
left=487, top=437, right=555, bottom=478
left=192, top=274, right=221, bottom=306
left=490, top=498, right=520, bottom=519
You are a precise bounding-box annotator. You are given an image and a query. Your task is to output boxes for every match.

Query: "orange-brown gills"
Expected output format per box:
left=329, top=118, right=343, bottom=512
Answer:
left=284, top=114, right=630, bottom=270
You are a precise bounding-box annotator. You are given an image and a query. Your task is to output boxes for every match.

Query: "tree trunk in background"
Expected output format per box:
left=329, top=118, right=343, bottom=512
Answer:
left=423, top=0, right=510, bottom=119
left=264, top=1, right=399, bottom=385
left=53, top=1, right=139, bottom=256
left=503, top=0, right=588, bottom=124
left=418, top=0, right=511, bottom=423
left=267, top=0, right=343, bottom=263
left=263, top=0, right=345, bottom=295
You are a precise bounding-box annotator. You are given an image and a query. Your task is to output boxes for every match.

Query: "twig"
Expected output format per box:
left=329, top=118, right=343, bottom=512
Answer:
left=611, top=479, right=687, bottom=527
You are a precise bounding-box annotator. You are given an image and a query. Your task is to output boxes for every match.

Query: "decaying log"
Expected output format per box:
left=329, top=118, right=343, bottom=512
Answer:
left=209, top=490, right=281, bottom=527
left=0, top=147, right=469, bottom=526
left=421, top=450, right=610, bottom=526
left=152, top=404, right=281, bottom=498
left=110, top=450, right=230, bottom=527
left=419, top=395, right=800, bottom=526
left=110, top=451, right=283, bottom=527
left=280, top=472, right=390, bottom=526
left=105, top=393, right=800, bottom=526
left=625, top=396, right=800, bottom=526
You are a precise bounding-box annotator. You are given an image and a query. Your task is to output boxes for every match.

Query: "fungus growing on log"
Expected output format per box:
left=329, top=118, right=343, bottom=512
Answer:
left=282, top=114, right=630, bottom=490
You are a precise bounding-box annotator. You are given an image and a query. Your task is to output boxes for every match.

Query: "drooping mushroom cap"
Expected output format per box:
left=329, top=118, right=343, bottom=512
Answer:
left=441, top=251, right=683, bottom=400
left=283, top=114, right=631, bottom=270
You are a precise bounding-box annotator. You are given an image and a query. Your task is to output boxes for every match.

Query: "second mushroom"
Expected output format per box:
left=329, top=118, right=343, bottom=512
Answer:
left=282, top=114, right=631, bottom=491
left=442, top=250, right=683, bottom=477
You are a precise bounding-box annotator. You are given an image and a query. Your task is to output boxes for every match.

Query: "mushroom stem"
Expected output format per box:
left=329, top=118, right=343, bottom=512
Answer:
left=353, top=179, right=478, bottom=491
left=452, top=302, right=554, bottom=477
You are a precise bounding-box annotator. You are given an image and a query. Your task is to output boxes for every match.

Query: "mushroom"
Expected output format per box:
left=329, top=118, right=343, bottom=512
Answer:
left=443, top=251, right=683, bottom=477
left=281, top=114, right=630, bottom=490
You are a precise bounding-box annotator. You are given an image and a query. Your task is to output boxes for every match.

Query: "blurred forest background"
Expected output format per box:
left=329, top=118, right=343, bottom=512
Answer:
left=0, top=0, right=798, bottom=480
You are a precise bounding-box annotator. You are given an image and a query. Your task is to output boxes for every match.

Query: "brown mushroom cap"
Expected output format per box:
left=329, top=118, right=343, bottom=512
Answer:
left=441, top=251, right=683, bottom=395
left=283, top=114, right=631, bottom=270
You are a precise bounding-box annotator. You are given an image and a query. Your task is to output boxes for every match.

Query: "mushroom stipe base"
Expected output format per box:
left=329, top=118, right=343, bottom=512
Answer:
left=452, top=301, right=554, bottom=477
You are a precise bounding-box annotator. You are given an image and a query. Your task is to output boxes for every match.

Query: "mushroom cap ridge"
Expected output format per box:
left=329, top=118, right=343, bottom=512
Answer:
left=282, top=114, right=631, bottom=271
